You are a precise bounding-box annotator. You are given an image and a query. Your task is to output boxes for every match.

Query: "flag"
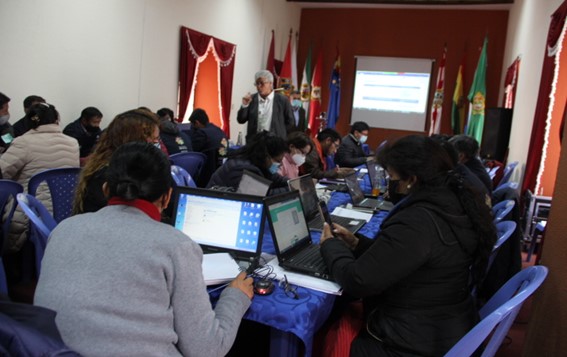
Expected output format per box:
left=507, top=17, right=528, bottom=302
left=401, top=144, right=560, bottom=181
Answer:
left=308, top=51, right=323, bottom=134
left=291, top=32, right=299, bottom=92
left=300, top=46, right=312, bottom=119
left=327, top=52, right=341, bottom=129
left=266, top=30, right=277, bottom=80
left=466, top=37, right=488, bottom=144
left=428, top=45, right=446, bottom=136
left=503, top=57, right=520, bottom=109
left=452, top=54, right=466, bottom=134
left=279, top=30, right=293, bottom=96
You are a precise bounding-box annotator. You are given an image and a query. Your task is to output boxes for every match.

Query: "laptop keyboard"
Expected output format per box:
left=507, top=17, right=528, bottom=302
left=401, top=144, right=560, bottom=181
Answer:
left=309, top=215, right=364, bottom=233
left=290, top=245, right=327, bottom=272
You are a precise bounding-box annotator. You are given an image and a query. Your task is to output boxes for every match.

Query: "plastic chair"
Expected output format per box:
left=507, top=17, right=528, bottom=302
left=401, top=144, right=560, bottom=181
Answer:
left=445, top=265, right=548, bottom=357
left=492, top=181, right=518, bottom=197
left=0, top=180, right=24, bottom=295
left=28, top=167, right=81, bottom=223
left=326, top=155, right=336, bottom=170
left=169, top=152, right=207, bottom=184
left=171, top=165, right=197, bottom=188
left=492, top=200, right=515, bottom=224
left=487, top=221, right=517, bottom=271
left=16, top=194, right=57, bottom=277
left=496, top=161, right=519, bottom=188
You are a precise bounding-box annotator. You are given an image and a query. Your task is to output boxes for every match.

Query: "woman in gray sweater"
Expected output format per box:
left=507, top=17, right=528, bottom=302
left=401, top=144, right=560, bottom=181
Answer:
left=35, top=142, right=253, bottom=356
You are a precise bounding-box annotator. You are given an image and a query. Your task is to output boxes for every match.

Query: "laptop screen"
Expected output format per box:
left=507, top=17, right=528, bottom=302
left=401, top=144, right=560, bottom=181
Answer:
left=237, top=170, right=272, bottom=197
left=172, top=188, right=264, bottom=254
left=265, top=193, right=310, bottom=255
left=366, top=158, right=377, bottom=189
left=344, top=173, right=365, bottom=204
left=288, top=175, right=320, bottom=222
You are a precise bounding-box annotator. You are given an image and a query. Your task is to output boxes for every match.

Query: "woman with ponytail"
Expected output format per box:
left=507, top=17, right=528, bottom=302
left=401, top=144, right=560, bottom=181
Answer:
left=35, top=142, right=253, bottom=356
left=320, top=135, right=497, bottom=356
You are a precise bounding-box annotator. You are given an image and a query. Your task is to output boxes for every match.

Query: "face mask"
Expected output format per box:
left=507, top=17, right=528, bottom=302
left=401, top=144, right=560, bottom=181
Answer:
left=291, top=153, right=306, bottom=166
left=269, top=162, right=281, bottom=174
left=85, top=124, right=100, bottom=133
left=359, top=135, right=368, bottom=144
left=292, top=99, right=302, bottom=109
left=0, top=114, right=10, bottom=126
left=387, top=179, right=407, bottom=205
left=153, top=141, right=161, bottom=150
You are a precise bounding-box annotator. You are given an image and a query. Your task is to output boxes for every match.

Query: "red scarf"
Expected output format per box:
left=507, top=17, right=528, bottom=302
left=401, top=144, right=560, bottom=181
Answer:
left=107, top=197, right=161, bottom=222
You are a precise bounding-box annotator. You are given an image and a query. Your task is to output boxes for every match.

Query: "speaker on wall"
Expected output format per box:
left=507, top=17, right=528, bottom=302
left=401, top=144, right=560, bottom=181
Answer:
left=480, top=108, right=513, bottom=162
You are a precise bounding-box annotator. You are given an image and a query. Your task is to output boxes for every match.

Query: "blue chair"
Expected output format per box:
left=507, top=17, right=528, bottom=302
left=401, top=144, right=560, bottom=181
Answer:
left=0, top=180, right=24, bottom=295
left=169, top=152, right=207, bottom=184
left=496, top=161, right=519, bottom=188
left=492, top=181, right=518, bottom=197
left=326, top=155, right=336, bottom=170
left=28, top=167, right=81, bottom=223
left=488, top=221, right=517, bottom=271
left=16, top=194, right=57, bottom=277
left=171, top=165, right=197, bottom=188
left=445, top=265, right=548, bottom=357
left=492, top=200, right=515, bottom=224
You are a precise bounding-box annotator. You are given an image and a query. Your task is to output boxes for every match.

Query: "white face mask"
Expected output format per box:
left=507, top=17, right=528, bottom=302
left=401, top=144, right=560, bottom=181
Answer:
left=359, top=135, right=368, bottom=144
left=291, top=153, right=306, bottom=166
left=0, top=114, right=9, bottom=126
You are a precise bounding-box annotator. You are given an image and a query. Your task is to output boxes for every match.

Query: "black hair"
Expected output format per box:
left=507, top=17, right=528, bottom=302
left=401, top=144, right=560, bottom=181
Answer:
left=80, top=107, right=103, bottom=121
left=25, top=103, right=59, bottom=129
left=430, top=134, right=459, bottom=166
left=23, top=95, right=45, bottom=109
left=449, top=134, right=479, bottom=159
left=105, top=142, right=172, bottom=202
left=378, top=135, right=497, bottom=288
left=0, top=92, right=10, bottom=107
left=286, top=131, right=313, bottom=154
left=230, top=131, right=288, bottom=173
left=188, top=108, right=209, bottom=125
left=316, top=128, right=341, bottom=143
left=157, top=108, right=175, bottom=121
left=350, top=121, right=370, bottom=134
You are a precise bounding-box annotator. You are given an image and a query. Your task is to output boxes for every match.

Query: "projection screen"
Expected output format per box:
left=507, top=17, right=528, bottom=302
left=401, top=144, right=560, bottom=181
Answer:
left=350, top=56, right=434, bottom=132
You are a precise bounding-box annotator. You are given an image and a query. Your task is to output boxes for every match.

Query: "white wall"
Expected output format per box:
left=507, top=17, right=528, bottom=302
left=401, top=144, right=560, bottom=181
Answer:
left=501, top=0, right=565, bottom=183
left=0, top=0, right=301, bottom=141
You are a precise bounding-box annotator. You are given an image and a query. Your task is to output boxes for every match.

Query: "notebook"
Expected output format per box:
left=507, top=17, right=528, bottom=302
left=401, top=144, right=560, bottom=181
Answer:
left=237, top=169, right=272, bottom=196
left=344, top=173, right=393, bottom=211
left=264, top=191, right=332, bottom=281
left=171, top=187, right=265, bottom=272
left=288, top=174, right=365, bottom=233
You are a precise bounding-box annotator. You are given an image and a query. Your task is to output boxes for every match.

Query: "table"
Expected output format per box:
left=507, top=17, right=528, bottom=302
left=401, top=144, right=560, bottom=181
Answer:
left=211, top=179, right=388, bottom=357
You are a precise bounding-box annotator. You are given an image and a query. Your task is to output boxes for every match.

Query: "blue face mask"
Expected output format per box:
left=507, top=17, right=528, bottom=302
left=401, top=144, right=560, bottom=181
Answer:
left=269, top=162, right=281, bottom=174
left=292, top=99, right=302, bottom=109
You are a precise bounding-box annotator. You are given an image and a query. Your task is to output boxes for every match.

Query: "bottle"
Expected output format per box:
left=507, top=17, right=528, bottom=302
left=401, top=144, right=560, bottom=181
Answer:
left=371, top=164, right=381, bottom=197
left=378, top=166, right=387, bottom=194
left=236, top=131, right=243, bottom=146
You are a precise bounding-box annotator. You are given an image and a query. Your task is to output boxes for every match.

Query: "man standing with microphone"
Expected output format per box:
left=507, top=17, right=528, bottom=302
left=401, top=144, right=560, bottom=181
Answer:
left=237, top=70, right=294, bottom=142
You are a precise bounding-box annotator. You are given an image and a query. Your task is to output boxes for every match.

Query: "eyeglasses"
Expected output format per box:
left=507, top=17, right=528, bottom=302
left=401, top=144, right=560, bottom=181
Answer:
left=254, top=81, right=270, bottom=87
left=279, top=274, right=298, bottom=299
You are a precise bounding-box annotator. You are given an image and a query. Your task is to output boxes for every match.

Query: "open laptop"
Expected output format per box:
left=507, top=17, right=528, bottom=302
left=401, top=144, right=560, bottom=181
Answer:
left=288, top=174, right=365, bottom=233
left=171, top=187, right=265, bottom=272
left=237, top=169, right=272, bottom=197
left=264, top=191, right=332, bottom=281
left=344, top=173, right=394, bottom=212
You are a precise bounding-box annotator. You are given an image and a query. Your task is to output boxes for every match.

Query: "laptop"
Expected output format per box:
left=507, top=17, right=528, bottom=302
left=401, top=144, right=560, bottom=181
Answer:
left=288, top=174, right=365, bottom=233
left=171, top=187, right=265, bottom=272
left=344, top=173, right=394, bottom=212
left=237, top=169, right=272, bottom=196
left=264, top=191, right=332, bottom=281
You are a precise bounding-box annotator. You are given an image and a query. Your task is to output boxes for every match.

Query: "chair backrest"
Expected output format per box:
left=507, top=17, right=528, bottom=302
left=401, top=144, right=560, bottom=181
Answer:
left=492, top=199, right=515, bottom=224
left=171, top=165, right=197, bottom=188
left=492, top=181, right=518, bottom=197
left=28, top=167, right=81, bottom=223
left=169, top=152, right=207, bottom=184
left=486, top=220, right=517, bottom=272
left=0, top=180, right=24, bottom=295
left=497, top=161, right=519, bottom=188
left=445, top=265, right=548, bottom=357
left=16, top=194, right=57, bottom=277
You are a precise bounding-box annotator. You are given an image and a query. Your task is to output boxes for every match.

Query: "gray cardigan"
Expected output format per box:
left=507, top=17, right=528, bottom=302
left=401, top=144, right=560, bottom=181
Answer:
left=34, top=205, right=251, bottom=357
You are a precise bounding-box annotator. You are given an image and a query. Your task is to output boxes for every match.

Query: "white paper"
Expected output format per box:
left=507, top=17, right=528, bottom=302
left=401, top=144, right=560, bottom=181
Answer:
left=202, top=253, right=241, bottom=286
left=331, top=206, right=373, bottom=222
left=266, top=257, right=343, bottom=295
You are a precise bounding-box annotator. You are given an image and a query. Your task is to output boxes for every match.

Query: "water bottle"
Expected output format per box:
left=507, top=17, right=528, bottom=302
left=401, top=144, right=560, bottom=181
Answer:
left=378, top=166, right=387, bottom=194
left=236, top=131, right=243, bottom=146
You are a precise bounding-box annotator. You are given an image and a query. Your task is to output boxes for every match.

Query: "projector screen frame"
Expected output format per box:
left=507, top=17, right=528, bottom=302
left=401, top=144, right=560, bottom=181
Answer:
left=350, top=56, right=435, bottom=132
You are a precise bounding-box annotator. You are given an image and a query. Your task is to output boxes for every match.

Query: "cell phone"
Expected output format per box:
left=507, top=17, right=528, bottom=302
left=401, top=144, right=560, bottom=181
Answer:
left=318, top=200, right=334, bottom=227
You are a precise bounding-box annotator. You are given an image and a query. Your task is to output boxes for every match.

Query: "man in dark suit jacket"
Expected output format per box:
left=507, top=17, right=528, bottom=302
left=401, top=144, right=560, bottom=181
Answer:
left=335, top=121, right=371, bottom=168
left=288, top=90, right=307, bottom=133
left=187, top=108, right=228, bottom=186
left=237, top=70, right=294, bottom=142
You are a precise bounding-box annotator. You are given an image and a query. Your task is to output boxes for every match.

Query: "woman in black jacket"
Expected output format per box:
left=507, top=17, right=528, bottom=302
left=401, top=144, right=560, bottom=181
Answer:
left=320, top=135, right=497, bottom=356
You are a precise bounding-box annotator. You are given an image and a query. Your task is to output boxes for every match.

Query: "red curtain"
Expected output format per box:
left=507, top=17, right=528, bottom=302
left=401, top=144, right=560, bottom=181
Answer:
left=522, top=0, right=567, bottom=194
left=179, top=27, right=236, bottom=136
